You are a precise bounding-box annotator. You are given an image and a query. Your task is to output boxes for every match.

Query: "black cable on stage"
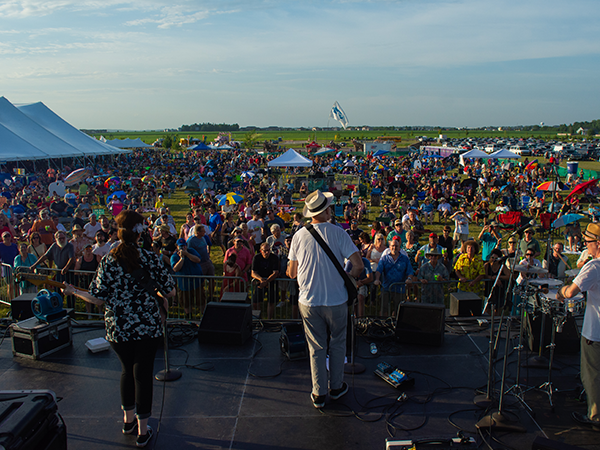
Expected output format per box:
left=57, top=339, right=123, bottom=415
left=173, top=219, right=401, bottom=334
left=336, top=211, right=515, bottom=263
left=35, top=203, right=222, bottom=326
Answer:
left=0, top=325, right=11, bottom=349
left=446, top=408, right=481, bottom=436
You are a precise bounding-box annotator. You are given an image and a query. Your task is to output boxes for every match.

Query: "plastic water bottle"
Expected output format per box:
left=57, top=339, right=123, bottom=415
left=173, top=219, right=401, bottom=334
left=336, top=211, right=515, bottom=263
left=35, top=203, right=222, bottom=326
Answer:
left=370, top=343, right=378, bottom=355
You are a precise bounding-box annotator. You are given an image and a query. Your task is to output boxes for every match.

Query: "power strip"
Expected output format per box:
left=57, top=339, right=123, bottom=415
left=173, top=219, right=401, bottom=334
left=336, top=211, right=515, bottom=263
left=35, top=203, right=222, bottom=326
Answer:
left=375, top=361, right=415, bottom=389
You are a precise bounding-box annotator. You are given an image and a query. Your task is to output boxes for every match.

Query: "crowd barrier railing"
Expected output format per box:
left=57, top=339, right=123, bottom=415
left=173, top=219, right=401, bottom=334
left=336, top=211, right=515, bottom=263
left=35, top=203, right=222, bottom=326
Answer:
left=3, top=264, right=573, bottom=322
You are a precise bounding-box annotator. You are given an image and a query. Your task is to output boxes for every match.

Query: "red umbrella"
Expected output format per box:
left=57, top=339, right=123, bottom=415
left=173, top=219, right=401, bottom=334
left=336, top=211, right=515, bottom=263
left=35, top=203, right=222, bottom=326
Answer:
left=566, top=179, right=597, bottom=200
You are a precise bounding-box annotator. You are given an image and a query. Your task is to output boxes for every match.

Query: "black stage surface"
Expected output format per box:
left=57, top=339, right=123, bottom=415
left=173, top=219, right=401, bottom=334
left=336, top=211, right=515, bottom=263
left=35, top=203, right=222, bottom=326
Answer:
left=0, top=314, right=596, bottom=450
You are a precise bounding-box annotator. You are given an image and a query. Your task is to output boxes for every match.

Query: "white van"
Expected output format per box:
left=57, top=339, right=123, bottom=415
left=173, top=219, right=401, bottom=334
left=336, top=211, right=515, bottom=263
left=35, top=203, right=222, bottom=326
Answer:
left=509, top=144, right=531, bottom=156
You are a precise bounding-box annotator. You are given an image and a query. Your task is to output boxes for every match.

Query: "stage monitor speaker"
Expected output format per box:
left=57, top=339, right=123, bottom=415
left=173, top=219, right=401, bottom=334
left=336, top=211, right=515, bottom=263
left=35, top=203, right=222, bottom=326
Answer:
left=220, top=292, right=248, bottom=303
left=532, top=436, right=587, bottom=450
left=11, top=293, right=37, bottom=321
left=280, top=322, right=307, bottom=360
left=525, top=311, right=580, bottom=354
left=395, top=302, right=445, bottom=347
left=198, top=302, right=252, bottom=345
left=449, top=292, right=481, bottom=317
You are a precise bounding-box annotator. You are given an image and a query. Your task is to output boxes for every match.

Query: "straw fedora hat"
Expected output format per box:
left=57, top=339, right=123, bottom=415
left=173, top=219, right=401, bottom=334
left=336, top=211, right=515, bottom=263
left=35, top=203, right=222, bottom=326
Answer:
left=303, top=190, right=334, bottom=218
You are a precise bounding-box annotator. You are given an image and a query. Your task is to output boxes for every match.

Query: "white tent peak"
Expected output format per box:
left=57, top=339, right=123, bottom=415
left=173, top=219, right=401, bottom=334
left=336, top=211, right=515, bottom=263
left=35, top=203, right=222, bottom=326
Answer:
left=268, top=148, right=313, bottom=167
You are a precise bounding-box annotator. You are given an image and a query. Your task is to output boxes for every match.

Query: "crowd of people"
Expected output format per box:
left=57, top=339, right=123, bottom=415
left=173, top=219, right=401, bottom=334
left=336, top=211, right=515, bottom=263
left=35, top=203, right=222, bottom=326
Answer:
left=0, top=147, right=598, bottom=316
left=2, top=144, right=600, bottom=434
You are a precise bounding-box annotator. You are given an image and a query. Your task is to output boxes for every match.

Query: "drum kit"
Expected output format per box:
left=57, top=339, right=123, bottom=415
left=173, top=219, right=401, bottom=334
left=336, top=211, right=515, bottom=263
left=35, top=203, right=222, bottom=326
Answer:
left=508, top=264, right=583, bottom=410
left=476, top=260, right=584, bottom=430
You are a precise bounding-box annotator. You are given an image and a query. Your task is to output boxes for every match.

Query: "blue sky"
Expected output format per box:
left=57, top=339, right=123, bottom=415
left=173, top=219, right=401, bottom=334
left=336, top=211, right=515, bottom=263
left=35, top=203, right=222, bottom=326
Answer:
left=1, top=0, right=599, bottom=130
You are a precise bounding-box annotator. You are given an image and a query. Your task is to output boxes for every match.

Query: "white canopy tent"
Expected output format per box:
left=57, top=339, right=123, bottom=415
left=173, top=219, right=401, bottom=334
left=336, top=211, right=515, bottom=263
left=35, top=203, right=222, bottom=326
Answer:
left=488, top=149, right=520, bottom=159
left=459, top=148, right=491, bottom=166
left=268, top=148, right=313, bottom=167
left=0, top=96, right=130, bottom=162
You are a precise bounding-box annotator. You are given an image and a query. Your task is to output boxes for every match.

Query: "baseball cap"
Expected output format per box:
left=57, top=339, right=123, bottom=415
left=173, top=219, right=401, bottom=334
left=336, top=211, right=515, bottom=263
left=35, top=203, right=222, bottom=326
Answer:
left=429, top=233, right=438, bottom=238
left=176, top=238, right=187, bottom=247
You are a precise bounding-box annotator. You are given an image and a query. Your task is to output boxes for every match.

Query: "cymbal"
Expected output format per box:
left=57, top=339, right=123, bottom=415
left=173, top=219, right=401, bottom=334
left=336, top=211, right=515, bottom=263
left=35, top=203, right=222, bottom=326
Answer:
left=513, top=264, right=548, bottom=274
left=565, top=269, right=580, bottom=277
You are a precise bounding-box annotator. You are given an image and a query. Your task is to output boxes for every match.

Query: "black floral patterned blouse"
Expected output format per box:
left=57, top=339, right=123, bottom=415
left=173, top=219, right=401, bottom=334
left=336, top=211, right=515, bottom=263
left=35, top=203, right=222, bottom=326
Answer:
left=90, top=248, right=176, bottom=343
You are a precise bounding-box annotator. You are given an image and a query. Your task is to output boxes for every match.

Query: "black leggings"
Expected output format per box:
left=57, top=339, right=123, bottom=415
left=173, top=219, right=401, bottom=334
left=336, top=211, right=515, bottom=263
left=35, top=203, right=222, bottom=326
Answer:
left=110, top=337, right=161, bottom=419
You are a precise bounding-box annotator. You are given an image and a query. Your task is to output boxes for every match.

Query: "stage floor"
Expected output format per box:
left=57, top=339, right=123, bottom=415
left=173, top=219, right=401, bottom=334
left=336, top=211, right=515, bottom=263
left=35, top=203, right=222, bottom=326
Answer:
left=0, top=314, right=595, bottom=450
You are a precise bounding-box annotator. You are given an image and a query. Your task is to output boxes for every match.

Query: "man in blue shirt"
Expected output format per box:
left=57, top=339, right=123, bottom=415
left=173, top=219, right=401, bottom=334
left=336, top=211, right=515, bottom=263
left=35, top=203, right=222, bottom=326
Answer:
left=171, top=238, right=203, bottom=315
left=207, top=205, right=225, bottom=255
left=477, top=221, right=502, bottom=262
left=374, top=239, right=415, bottom=317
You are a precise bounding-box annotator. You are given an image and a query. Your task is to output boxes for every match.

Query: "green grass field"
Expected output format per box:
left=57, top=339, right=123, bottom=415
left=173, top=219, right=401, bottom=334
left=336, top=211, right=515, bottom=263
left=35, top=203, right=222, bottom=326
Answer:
left=91, top=128, right=582, bottom=148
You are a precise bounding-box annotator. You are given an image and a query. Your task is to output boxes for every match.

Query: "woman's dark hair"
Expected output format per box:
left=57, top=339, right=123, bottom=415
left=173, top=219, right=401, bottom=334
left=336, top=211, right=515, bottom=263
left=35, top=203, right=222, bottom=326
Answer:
left=111, top=210, right=144, bottom=273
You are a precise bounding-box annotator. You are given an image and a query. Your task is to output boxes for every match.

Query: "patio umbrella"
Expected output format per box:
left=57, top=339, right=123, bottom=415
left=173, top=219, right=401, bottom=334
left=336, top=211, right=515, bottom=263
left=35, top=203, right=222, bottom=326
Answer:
left=218, top=192, right=244, bottom=206
left=241, top=171, right=255, bottom=178
left=536, top=181, right=567, bottom=191
left=106, top=190, right=127, bottom=204
left=64, top=168, right=91, bottom=186
left=566, top=179, right=598, bottom=200
left=182, top=180, right=200, bottom=190
left=315, top=147, right=335, bottom=156
left=552, top=214, right=585, bottom=229
left=344, top=161, right=355, bottom=168
left=373, top=149, right=390, bottom=157
left=104, top=176, right=120, bottom=188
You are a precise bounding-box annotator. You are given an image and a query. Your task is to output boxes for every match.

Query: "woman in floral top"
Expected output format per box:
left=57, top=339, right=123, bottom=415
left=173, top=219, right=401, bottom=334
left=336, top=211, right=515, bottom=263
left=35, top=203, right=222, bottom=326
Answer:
left=63, top=210, right=175, bottom=447
left=454, top=239, right=485, bottom=294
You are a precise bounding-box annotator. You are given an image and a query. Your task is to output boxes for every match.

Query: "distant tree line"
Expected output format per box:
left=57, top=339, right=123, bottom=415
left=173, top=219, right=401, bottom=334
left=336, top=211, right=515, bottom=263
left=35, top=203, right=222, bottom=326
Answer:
left=180, top=123, right=240, bottom=132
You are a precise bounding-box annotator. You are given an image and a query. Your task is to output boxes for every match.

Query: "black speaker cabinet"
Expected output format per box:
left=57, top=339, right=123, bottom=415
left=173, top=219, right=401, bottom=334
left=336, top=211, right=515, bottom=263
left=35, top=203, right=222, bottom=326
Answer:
left=449, top=292, right=481, bottom=317
left=525, top=311, right=580, bottom=354
left=395, top=302, right=445, bottom=347
left=11, top=293, right=37, bottom=321
left=198, top=302, right=252, bottom=345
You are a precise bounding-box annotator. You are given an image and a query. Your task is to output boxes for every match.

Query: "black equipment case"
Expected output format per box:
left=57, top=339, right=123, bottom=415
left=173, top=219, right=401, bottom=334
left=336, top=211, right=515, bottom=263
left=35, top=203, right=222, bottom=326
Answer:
left=0, top=390, right=67, bottom=450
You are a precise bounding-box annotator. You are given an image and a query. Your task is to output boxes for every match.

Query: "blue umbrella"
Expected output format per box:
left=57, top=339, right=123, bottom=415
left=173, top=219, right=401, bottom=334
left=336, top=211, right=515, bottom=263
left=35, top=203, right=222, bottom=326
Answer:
left=106, top=190, right=127, bottom=204
left=373, top=149, right=390, bottom=157
left=552, top=213, right=585, bottom=229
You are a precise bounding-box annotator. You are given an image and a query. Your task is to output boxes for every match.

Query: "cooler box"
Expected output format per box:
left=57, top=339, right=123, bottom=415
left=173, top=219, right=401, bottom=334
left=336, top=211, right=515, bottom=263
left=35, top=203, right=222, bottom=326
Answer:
left=0, top=390, right=67, bottom=450
left=11, top=317, right=72, bottom=360
left=567, top=161, right=578, bottom=175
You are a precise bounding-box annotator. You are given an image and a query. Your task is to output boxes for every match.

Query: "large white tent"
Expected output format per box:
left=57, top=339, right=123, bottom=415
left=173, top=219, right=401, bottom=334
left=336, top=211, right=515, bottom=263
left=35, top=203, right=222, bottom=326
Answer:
left=0, top=96, right=130, bottom=162
left=17, top=101, right=126, bottom=156
left=267, top=148, right=313, bottom=167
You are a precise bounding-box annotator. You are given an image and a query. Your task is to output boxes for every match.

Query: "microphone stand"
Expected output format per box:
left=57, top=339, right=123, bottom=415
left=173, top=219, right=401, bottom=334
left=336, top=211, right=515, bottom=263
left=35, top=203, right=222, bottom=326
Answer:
left=498, top=230, right=533, bottom=413
left=344, top=298, right=366, bottom=374
left=474, top=257, right=506, bottom=409
left=155, top=299, right=182, bottom=382
left=524, top=164, right=560, bottom=369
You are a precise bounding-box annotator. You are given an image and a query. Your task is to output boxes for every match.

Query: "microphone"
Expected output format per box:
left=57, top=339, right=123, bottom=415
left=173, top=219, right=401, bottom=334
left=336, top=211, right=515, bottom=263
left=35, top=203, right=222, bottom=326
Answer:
left=510, top=220, right=535, bottom=236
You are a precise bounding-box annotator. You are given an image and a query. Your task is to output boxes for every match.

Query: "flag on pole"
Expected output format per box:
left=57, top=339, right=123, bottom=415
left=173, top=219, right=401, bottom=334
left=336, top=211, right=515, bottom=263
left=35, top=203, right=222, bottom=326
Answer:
left=330, top=101, right=349, bottom=129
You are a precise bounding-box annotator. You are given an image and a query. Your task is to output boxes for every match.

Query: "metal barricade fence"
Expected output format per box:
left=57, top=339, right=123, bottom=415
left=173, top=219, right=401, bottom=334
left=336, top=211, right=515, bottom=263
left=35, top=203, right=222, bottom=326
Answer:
left=4, top=266, right=247, bottom=322
left=3, top=263, right=571, bottom=321
left=1, top=263, right=15, bottom=307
